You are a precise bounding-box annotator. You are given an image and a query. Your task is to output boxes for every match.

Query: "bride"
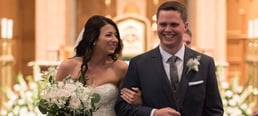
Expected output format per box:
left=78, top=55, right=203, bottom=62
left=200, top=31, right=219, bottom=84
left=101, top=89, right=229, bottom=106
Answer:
left=56, top=15, right=141, bottom=116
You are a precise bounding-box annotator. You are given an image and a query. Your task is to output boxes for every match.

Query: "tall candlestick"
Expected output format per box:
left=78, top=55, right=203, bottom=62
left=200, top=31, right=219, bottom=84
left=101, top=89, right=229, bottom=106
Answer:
left=248, top=19, right=254, bottom=38
left=153, top=0, right=159, bottom=5
left=105, top=0, right=111, bottom=6
left=7, top=19, right=13, bottom=39
left=1, top=18, right=8, bottom=39
left=255, top=18, right=258, bottom=38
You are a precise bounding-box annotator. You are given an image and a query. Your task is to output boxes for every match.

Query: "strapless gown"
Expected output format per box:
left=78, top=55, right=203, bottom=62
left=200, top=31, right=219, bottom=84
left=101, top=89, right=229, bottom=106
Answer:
left=92, top=83, right=118, bottom=116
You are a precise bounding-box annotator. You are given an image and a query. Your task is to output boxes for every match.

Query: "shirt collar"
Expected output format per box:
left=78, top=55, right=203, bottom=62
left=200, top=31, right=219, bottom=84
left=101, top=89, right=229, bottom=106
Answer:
left=159, top=45, right=185, bottom=62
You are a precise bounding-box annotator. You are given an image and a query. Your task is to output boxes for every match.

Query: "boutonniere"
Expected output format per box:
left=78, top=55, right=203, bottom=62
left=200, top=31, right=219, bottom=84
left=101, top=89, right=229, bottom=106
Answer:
left=186, top=55, right=201, bottom=74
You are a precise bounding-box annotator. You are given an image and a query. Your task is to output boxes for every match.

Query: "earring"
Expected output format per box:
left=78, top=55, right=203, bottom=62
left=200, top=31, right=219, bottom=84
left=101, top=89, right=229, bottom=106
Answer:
left=93, top=42, right=96, bottom=46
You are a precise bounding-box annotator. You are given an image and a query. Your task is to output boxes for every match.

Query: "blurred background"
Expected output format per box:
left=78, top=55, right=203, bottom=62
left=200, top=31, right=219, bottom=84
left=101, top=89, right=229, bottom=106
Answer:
left=1, top=0, right=258, bottom=115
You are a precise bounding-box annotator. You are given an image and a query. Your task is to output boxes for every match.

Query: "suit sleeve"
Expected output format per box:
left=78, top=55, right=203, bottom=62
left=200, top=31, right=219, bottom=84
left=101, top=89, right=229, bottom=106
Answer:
left=115, top=58, right=153, bottom=116
left=204, top=58, right=224, bottom=115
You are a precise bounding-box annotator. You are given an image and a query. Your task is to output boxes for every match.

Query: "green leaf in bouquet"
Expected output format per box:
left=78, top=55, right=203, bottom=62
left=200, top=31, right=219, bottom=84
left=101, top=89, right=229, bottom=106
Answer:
left=92, top=93, right=101, bottom=104
left=63, top=74, right=73, bottom=82
left=49, top=75, right=56, bottom=85
left=59, top=111, right=72, bottom=116
left=81, top=111, right=93, bottom=116
left=38, top=99, right=64, bottom=115
left=47, top=112, right=59, bottom=116
left=38, top=99, right=49, bottom=114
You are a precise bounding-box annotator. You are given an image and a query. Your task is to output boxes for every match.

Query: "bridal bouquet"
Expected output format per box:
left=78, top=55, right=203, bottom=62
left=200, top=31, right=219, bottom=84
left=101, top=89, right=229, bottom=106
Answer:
left=38, top=67, right=100, bottom=116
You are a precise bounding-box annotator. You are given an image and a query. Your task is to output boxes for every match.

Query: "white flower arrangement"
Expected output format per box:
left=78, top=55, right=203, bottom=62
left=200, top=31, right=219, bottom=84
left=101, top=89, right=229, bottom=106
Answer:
left=186, top=55, right=201, bottom=73
left=1, top=73, right=44, bottom=116
left=38, top=67, right=100, bottom=116
left=219, top=76, right=258, bottom=116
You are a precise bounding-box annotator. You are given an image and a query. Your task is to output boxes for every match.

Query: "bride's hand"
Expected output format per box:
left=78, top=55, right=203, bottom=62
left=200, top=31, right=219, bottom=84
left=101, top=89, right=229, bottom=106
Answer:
left=120, top=87, right=142, bottom=105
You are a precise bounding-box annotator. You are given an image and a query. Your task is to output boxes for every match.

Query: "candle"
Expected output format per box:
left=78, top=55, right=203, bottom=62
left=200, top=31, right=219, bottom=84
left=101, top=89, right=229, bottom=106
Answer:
left=255, top=18, right=258, bottom=38
left=1, top=18, right=8, bottom=39
left=153, top=0, right=159, bottom=5
left=248, top=19, right=253, bottom=38
left=105, top=0, right=111, bottom=6
left=7, top=19, right=13, bottom=39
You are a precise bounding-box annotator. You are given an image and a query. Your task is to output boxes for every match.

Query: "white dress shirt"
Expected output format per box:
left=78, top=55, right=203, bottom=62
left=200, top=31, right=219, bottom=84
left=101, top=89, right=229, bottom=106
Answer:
left=159, top=45, right=185, bottom=81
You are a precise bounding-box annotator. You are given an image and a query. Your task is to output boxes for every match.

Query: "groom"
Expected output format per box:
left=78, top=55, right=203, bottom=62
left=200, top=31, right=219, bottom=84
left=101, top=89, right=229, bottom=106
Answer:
left=115, top=1, right=223, bottom=116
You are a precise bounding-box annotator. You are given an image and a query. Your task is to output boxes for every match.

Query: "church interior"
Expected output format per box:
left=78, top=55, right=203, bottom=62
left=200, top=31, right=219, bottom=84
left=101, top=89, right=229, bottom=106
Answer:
left=1, top=0, right=258, bottom=115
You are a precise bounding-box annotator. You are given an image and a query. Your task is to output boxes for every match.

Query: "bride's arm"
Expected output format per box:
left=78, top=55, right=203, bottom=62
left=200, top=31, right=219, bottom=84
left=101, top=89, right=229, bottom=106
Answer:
left=117, top=60, right=143, bottom=105
left=121, top=87, right=143, bottom=105
left=56, top=60, right=71, bottom=81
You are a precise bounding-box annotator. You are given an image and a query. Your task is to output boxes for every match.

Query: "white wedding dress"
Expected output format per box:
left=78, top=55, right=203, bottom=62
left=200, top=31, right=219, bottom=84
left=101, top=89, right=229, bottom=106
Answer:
left=75, top=30, right=118, bottom=116
left=92, top=83, right=119, bottom=116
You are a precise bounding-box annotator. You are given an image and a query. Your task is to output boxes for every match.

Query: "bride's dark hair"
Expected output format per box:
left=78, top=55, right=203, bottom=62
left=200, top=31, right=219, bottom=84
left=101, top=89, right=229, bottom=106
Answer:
left=74, top=15, right=122, bottom=84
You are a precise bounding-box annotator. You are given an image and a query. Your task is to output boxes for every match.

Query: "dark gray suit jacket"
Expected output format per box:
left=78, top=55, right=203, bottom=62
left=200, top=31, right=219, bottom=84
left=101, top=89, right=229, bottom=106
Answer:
left=115, top=46, right=223, bottom=116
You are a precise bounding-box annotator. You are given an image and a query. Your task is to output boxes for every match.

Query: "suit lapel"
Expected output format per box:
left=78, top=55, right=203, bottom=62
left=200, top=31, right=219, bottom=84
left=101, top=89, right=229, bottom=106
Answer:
left=151, top=47, right=174, bottom=104
left=178, top=47, right=196, bottom=110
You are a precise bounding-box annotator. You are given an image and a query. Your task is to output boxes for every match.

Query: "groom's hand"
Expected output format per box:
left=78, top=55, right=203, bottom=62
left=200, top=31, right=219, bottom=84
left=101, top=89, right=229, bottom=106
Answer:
left=154, top=107, right=181, bottom=116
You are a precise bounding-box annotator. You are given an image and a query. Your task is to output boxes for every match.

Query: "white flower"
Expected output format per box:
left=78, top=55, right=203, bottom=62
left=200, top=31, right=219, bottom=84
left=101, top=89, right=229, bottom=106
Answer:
left=7, top=113, right=14, bottom=116
left=44, top=90, right=58, bottom=100
left=225, top=90, right=233, bottom=97
left=29, top=82, right=38, bottom=88
left=69, top=96, right=82, bottom=109
left=83, top=86, right=92, bottom=93
left=240, top=104, right=247, bottom=109
left=18, top=99, right=25, bottom=105
left=57, top=81, right=65, bottom=87
left=219, top=78, right=257, bottom=116
left=231, top=107, right=242, bottom=115
left=228, top=99, right=237, bottom=106
left=20, top=107, right=28, bottom=115
left=222, top=99, right=228, bottom=106
left=13, top=106, right=19, bottom=115
left=221, top=81, right=229, bottom=89
left=75, top=81, right=84, bottom=87
left=186, top=55, right=201, bottom=73
left=56, top=89, right=71, bottom=98
left=25, top=91, right=33, bottom=98
left=246, top=108, right=253, bottom=115
left=64, top=83, right=77, bottom=92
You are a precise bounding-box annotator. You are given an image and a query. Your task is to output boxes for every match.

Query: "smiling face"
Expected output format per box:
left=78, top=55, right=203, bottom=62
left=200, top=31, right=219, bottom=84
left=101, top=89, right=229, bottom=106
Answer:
left=157, top=10, right=188, bottom=54
left=95, top=24, right=119, bottom=55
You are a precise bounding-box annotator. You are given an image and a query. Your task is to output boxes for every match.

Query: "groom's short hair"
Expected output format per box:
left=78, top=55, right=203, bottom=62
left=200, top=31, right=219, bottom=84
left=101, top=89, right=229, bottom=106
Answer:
left=156, top=1, right=187, bottom=22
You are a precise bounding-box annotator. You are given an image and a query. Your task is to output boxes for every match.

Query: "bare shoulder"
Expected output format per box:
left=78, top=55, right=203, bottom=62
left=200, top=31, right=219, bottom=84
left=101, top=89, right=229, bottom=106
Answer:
left=58, top=58, right=77, bottom=70
left=115, top=59, right=128, bottom=72
left=114, top=59, right=128, bottom=81
left=56, top=57, right=82, bottom=81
